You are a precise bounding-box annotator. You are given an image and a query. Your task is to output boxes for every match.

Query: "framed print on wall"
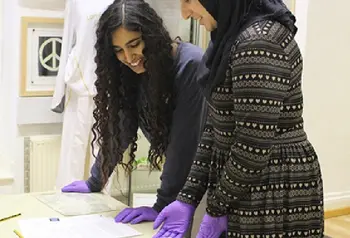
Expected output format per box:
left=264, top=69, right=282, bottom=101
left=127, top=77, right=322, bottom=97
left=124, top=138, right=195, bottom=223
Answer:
left=20, top=17, right=64, bottom=97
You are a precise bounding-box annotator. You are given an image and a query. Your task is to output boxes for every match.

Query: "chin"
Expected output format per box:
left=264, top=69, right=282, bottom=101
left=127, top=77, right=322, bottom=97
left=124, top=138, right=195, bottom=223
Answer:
left=205, top=24, right=216, bottom=32
left=131, top=67, right=146, bottom=74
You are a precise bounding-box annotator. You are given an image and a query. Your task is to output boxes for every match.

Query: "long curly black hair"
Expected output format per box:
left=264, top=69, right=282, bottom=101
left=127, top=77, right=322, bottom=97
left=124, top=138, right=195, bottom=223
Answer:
left=92, top=0, right=175, bottom=187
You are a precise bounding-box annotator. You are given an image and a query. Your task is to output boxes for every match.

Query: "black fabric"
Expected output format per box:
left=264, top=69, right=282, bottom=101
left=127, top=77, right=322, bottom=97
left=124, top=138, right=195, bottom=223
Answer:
left=198, top=0, right=297, bottom=98
left=199, top=0, right=218, bottom=20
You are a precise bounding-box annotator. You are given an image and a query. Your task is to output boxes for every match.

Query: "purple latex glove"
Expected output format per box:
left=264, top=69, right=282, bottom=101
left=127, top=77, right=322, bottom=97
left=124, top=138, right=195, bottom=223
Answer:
left=196, top=214, right=228, bottom=238
left=153, top=200, right=195, bottom=238
left=61, top=180, right=91, bottom=193
left=115, top=207, right=158, bottom=224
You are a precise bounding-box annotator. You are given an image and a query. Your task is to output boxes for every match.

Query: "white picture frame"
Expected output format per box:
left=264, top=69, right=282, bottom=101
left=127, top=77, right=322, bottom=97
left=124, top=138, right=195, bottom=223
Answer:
left=20, top=17, right=64, bottom=97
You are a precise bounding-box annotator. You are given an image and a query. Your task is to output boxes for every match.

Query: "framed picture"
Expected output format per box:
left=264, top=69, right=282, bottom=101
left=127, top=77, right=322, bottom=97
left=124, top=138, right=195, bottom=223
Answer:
left=20, top=17, right=64, bottom=97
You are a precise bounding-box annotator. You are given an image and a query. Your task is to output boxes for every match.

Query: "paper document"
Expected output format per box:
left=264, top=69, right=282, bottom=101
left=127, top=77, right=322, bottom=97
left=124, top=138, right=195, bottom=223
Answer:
left=18, top=214, right=142, bottom=238
left=35, top=192, right=120, bottom=216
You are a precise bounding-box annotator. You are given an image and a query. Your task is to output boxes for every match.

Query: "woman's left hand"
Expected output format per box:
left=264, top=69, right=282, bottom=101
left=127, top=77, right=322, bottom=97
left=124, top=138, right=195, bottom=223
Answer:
left=114, top=206, right=158, bottom=224
left=196, top=214, right=227, bottom=238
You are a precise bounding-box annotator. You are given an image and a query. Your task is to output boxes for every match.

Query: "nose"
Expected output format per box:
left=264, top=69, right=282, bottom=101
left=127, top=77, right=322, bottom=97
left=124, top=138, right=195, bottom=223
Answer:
left=181, top=3, right=191, bottom=20
left=123, top=49, right=133, bottom=64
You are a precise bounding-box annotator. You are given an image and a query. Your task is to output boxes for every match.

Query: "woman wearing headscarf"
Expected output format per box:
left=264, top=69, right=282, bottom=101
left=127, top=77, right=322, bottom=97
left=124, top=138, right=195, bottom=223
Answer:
left=152, top=0, right=324, bottom=237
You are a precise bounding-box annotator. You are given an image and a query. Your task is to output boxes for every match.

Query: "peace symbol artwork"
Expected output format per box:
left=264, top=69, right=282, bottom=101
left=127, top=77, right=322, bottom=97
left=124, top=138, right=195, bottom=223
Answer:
left=20, top=17, right=64, bottom=97
left=38, top=36, right=62, bottom=77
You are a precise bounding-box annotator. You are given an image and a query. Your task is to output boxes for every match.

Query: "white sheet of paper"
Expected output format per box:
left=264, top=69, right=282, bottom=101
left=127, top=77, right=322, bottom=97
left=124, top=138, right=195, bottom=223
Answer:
left=132, top=193, right=157, bottom=208
left=18, top=214, right=142, bottom=238
left=35, top=192, right=119, bottom=216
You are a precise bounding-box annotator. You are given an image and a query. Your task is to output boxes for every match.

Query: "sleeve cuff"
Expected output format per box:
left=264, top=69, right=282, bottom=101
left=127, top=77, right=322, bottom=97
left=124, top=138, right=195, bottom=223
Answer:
left=152, top=203, right=163, bottom=213
left=152, top=196, right=175, bottom=213
left=86, top=176, right=103, bottom=192
left=206, top=195, right=228, bottom=217
left=176, top=191, right=201, bottom=208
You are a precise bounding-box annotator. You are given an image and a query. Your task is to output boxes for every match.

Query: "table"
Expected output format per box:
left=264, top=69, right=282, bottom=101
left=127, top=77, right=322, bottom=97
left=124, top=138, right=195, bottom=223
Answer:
left=0, top=192, right=157, bottom=237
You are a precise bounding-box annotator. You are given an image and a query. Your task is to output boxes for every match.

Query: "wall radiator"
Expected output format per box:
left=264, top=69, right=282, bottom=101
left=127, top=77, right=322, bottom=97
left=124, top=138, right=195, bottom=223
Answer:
left=23, top=133, right=161, bottom=201
left=24, top=135, right=61, bottom=193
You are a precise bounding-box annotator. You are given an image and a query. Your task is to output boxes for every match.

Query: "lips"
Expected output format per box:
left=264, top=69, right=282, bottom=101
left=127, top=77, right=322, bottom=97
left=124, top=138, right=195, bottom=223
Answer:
left=130, top=58, right=142, bottom=67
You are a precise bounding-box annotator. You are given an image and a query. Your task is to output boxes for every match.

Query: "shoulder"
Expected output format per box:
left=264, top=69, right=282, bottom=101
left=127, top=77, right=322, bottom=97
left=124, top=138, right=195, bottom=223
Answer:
left=228, top=22, right=291, bottom=76
left=234, top=20, right=291, bottom=54
left=174, top=42, right=205, bottom=85
left=175, top=42, right=204, bottom=71
left=173, top=42, right=205, bottom=98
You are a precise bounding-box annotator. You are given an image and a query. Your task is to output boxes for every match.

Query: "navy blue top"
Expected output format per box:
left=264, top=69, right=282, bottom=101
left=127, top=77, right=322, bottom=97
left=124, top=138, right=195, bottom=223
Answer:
left=87, top=42, right=206, bottom=212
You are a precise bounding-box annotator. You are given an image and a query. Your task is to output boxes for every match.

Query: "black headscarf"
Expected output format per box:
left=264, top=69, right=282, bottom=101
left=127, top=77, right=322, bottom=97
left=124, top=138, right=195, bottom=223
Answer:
left=198, top=0, right=297, bottom=97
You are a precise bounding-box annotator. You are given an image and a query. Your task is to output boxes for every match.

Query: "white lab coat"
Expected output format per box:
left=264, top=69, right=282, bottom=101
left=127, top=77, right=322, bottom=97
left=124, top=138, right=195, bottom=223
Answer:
left=52, top=0, right=114, bottom=189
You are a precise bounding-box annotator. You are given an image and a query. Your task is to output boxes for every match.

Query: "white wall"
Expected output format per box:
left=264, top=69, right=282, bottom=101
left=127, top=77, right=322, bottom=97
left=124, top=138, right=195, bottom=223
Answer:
left=0, top=1, right=63, bottom=194
left=294, top=0, right=309, bottom=57
left=1, top=0, right=349, bottom=211
left=301, top=0, right=350, bottom=210
left=282, top=0, right=350, bottom=211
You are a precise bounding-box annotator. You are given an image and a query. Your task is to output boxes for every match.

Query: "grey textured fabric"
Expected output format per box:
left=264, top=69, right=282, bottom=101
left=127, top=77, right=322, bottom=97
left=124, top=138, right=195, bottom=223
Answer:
left=177, top=21, right=324, bottom=237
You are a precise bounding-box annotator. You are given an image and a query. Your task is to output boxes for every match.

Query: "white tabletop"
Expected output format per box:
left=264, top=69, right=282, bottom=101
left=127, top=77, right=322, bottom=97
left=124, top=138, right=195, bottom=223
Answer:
left=0, top=192, right=157, bottom=237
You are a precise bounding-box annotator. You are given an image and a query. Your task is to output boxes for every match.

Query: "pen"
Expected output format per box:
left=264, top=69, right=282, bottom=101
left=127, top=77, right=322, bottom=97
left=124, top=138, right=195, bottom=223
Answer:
left=13, top=229, right=24, bottom=238
left=0, top=213, right=21, bottom=222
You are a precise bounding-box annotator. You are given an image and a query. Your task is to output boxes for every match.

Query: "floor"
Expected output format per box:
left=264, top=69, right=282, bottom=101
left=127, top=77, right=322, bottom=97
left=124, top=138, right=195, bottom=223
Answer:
left=325, top=215, right=350, bottom=238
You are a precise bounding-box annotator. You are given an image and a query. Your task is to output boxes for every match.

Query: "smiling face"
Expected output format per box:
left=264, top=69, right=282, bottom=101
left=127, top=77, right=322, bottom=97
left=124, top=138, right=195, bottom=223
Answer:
left=112, top=26, right=146, bottom=74
left=180, top=0, right=217, bottom=31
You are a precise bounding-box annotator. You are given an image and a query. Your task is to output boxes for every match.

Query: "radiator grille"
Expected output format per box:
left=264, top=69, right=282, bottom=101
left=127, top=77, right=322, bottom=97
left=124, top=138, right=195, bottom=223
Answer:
left=24, top=135, right=61, bottom=193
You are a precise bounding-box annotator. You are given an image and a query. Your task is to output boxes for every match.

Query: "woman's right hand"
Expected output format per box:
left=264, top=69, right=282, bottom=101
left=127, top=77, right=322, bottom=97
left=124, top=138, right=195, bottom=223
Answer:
left=61, top=181, right=91, bottom=193
left=153, top=200, right=195, bottom=238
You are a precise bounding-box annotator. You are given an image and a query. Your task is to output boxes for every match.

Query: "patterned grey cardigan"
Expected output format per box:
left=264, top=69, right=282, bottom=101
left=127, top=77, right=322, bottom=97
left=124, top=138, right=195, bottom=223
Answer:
left=177, top=20, right=318, bottom=217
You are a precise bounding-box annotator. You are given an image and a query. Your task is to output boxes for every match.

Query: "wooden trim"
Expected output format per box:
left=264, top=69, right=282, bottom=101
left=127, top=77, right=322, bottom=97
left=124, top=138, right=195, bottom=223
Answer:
left=21, top=16, right=64, bottom=25
left=0, top=176, right=14, bottom=186
left=291, top=0, right=296, bottom=14
left=0, top=169, right=14, bottom=186
left=84, top=132, right=92, bottom=180
left=325, top=207, right=350, bottom=219
left=20, top=17, right=64, bottom=97
left=201, top=28, right=209, bottom=50
left=20, top=17, right=29, bottom=97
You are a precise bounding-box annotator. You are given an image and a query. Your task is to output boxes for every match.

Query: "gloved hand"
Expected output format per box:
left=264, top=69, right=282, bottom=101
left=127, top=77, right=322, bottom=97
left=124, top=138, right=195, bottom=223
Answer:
left=115, top=206, right=158, bottom=224
left=196, top=213, right=227, bottom=238
left=153, top=200, right=195, bottom=238
left=61, top=181, right=91, bottom=193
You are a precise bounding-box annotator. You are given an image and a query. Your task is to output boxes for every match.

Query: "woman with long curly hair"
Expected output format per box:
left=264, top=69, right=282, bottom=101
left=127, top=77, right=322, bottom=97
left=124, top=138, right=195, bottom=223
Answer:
left=61, top=0, right=205, bottom=231
left=153, top=0, right=324, bottom=238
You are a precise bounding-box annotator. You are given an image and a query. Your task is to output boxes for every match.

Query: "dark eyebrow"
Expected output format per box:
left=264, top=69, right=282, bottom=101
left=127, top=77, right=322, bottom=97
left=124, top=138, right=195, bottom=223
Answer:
left=126, top=37, right=141, bottom=45
left=113, top=37, right=141, bottom=49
